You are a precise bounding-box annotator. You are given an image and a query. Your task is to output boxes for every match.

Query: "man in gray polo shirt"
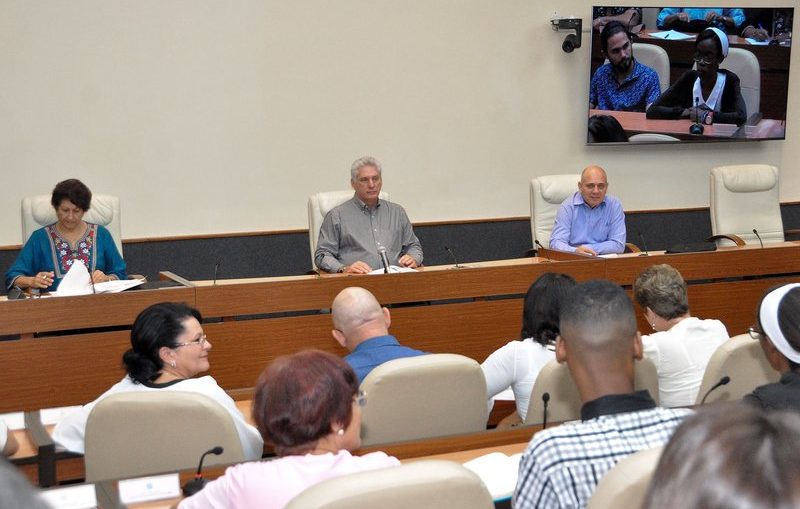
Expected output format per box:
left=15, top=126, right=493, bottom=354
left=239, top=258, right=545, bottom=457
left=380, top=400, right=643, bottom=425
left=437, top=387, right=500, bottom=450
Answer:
left=314, top=156, right=424, bottom=274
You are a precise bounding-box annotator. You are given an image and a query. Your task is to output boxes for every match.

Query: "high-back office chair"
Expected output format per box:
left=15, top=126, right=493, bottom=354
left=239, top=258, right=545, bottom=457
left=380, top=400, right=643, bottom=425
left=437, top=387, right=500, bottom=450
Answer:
left=586, top=446, right=664, bottom=509
left=22, top=194, right=124, bottom=254
left=709, top=164, right=792, bottom=247
left=84, top=392, right=246, bottom=482
left=719, top=47, right=760, bottom=123
left=632, top=43, right=670, bottom=93
left=359, top=354, right=488, bottom=447
left=307, top=190, right=390, bottom=270
left=530, top=174, right=581, bottom=249
left=524, top=358, right=659, bottom=426
left=284, top=460, right=494, bottom=509
left=694, top=334, right=780, bottom=405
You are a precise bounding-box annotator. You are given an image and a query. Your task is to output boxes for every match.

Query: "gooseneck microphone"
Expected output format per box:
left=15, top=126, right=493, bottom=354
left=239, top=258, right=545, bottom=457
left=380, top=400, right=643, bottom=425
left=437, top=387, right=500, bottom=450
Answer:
left=753, top=229, right=764, bottom=249
left=690, top=96, right=705, bottom=135
left=213, top=259, right=222, bottom=285
left=444, top=246, right=463, bottom=268
left=182, top=446, right=224, bottom=496
left=700, top=376, right=731, bottom=405
left=637, top=231, right=649, bottom=257
left=541, top=392, right=551, bottom=429
left=378, top=246, right=390, bottom=274
left=534, top=239, right=546, bottom=253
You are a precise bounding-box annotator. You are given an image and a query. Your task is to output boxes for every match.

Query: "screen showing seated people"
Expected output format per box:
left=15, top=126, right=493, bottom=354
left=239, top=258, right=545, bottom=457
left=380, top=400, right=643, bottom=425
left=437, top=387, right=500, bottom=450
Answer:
left=588, top=6, right=792, bottom=144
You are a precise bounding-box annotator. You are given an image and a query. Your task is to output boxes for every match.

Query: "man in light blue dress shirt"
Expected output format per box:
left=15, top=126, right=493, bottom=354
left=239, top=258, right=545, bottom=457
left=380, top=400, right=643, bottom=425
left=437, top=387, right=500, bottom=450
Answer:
left=549, top=166, right=626, bottom=255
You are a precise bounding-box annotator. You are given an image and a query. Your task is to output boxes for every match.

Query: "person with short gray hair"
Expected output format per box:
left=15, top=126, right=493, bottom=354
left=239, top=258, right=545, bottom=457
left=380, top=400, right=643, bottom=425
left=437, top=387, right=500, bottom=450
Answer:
left=633, top=264, right=728, bottom=407
left=315, top=156, right=423, bottom=274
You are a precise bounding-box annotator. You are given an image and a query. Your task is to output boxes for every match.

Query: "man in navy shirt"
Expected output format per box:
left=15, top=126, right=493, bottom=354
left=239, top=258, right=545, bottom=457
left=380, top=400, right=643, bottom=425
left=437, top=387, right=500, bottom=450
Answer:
left=589, top=21, right=660, bottom=112
left=331, top=287, right=427, bottom=383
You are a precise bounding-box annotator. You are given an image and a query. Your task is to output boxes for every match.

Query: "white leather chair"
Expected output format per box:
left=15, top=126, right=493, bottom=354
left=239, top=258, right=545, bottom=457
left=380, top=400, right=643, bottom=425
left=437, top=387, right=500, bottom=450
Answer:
left=628, top=133, right=679, bottom=143
left=709, top=164, right=787, bottom=247
left=285, top=460, right=494, bottom=509
left=307, top=190, right=390, bottom=270
left=530, top=174, right=580, bottom=249
left=695, top=334, right=780, bottom=405
left=22, top=194, right=123, bottom=254
left=720, top=47, right=760, bottom=122
left=586, top=446, right=663, bottom=509
left=524, top=358, right=659, bottom=426
left=632, top=43, right=670, bottom=92
left=84, top=392, right=246, bottom=482
left=359, top=354, right=488, bottom=447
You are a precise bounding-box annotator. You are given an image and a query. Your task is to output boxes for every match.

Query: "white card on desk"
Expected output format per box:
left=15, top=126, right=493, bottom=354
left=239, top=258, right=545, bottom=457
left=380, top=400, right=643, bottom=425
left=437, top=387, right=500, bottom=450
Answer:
left=119, top=473, right=181, bottom=504
left=40, top=406, right=82, bottom=426
left=40, top=483, right=97, bottom=509
left=0, top=411, right=25, bottom=430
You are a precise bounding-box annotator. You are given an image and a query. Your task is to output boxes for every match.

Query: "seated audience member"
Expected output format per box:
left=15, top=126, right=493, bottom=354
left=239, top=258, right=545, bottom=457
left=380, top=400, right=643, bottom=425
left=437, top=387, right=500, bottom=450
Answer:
left=589, top=22, right=660, bottom=113
left=314, top=156, right=423, bottom=274
left=592, top=7, right=641, bottom=33
left=332, top=287, right=427, bottom=383
left=656, top=8, right=745, bottom=34
left=0, top=457, right=51, bottom=509
left=745, top=283, right=800, bottom=412
left=634, top=264, right=729, bottom=407
left=5, top=178, right=126, bottom=293
left=587, top=115, right=629, bottom=143
left=646, top=28, right=747, bottom=126
left=513, top=280, right=691, bottom=509
left=550, top=166, right=626, bottom=255
left=1, top=420, right=19, bottom=457
left=179, top=350, right=400, bottom=509
left=642, top=403, right=800, bottom=509
left=52, top=302, right=263, bottom=460
left=740, top=8, right=793, bottom=42
left=481, top=273, right=576, bottom=422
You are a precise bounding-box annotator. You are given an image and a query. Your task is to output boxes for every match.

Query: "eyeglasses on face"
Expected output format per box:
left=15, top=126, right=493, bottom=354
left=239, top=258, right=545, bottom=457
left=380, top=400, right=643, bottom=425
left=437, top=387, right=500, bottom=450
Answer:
left=693, top=54, right=716, bottom=65
left=175, top=334, right=207, bottom=348
left=354, top=390, right=367, bottom=407
left=748, top=326, right=764, bottom=341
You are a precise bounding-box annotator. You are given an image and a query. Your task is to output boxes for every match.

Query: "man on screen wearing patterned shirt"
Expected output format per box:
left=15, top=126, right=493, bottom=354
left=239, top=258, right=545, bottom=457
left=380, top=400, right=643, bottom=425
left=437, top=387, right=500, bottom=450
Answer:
left=589, top=21, right=660, bottom=112
left=513, top=280, right=691, bottom=509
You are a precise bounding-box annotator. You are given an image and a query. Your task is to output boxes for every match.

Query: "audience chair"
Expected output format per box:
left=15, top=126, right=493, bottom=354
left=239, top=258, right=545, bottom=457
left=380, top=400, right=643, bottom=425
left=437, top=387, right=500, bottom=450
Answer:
left=524, top=358, right=659, bottom=426
left=530, top=174, right=581, bottom=249
left=285, top=460, right=494, bottom=509
left=709, top=164, right=798, bottom=247
left=695, top=334, right=780, bottom=405
left=307, top=190, right=390, bottom=270
left=84, top=392, right=246, bottom=482
left=22, top=194, right=123, bottom=254
left=628, top=133, right=679, bottom=143
left=632, top=43, right=670, bottom=93
left=719, top=47, right=761, bottom=123
left=586, top=446, right=664, bottom=509
left=359, top=354, right=488, bottom=447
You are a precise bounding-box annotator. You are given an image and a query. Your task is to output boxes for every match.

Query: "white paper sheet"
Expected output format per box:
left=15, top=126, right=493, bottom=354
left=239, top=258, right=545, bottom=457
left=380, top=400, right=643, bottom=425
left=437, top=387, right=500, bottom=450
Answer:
left=648, top=30, right=694, bottom=40
left=367, top=265, right=417, bottom=275
left=51, top=259, right=144, bottom=296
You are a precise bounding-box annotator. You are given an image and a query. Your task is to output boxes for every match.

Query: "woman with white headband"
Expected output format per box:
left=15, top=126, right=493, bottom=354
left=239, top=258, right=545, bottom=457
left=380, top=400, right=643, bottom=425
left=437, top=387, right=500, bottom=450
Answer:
left=646, top=27, right=747, bottom=126
left=744, top=283, right=800, bottom=412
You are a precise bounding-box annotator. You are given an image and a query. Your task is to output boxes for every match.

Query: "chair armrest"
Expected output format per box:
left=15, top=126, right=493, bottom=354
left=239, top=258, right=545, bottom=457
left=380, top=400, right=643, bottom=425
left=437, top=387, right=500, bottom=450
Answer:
left=784, top=229, right=800, bottom=240
left=706, top=234, right=746, bottom=247
left=624, top=242, right=641, bottom=253
left=24, top=411, right=56, bottom=487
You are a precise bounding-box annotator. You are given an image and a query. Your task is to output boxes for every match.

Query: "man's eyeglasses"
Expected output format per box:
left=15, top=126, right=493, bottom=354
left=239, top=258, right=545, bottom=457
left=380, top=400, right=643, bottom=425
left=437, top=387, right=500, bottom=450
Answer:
left=748, top=326, right=764, bottom=341
left=355, top=390, right=367, bottom=407
left=175, top=334, right=208, bottom=348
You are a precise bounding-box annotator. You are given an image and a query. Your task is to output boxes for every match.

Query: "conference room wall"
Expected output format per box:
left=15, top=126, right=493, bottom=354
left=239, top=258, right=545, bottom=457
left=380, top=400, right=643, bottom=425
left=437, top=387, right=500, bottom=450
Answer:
left=0, top=0, right=797, bottom=249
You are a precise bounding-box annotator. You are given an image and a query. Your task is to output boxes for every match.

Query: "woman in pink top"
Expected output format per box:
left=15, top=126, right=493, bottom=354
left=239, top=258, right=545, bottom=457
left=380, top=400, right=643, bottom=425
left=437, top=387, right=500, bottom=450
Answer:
left=179, top=350, right=400, bottom=509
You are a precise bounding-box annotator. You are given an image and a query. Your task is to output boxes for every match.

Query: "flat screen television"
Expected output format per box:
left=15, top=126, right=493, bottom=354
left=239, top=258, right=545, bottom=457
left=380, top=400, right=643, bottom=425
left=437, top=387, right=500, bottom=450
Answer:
left=587, top=6, right=793, bottom=144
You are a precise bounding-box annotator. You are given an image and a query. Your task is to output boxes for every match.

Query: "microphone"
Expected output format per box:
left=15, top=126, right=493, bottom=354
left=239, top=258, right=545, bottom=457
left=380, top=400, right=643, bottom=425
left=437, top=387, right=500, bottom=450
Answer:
left=378, top=246, right=390, bottom=274
left=213, top=259, right=222, bottom=285
left=753, top=229, right=764, bottom=248
left=700, top=376, right=731, bottom=404
left=534, top=239, right=546, bottom=253
left=541, top=392, right=550, bottom=429
left=444, top=246, right=463, bottom=268
left=182, top=446, right=224, bottom=496
left=690, top=96, right=704, bottom=135
left=637, top=231, right=649, bottom=257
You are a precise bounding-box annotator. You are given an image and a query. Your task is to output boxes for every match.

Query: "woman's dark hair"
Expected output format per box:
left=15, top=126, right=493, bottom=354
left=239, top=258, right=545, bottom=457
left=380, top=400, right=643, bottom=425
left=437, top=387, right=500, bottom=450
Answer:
left=695, top=28, right=724, bottom=62
left=50, top=179, right=92, bottom=211
left=122, top=302, right=202, bottom=383
left=758, top=286, right=800, bottom=371
left=588, top=115, right=629, bottom=143
left=520, top=272, right=577, bottom=346
left=642, top=403, right=800, bottom=509
left=600, top=20, right=631, bottom=53
left=252, top=350, right=359, bottom=456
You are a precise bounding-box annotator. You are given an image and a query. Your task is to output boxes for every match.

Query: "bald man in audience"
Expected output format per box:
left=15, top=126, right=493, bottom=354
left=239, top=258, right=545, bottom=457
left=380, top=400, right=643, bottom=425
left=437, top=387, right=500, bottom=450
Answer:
left=331, top=287, right=427, bottom=383
left=549, top=166, right=626, bottom=256
left=514, top=280, right=691, bottom=509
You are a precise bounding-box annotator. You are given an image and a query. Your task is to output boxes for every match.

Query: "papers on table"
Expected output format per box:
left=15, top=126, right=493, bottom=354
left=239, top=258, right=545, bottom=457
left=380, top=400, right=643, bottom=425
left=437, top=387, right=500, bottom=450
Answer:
left=51, top=259, right=144, bottom=296
left=599, top=253, right=619, bottom=259
left=0, top=411, right=25, bottom=430
left=367, top=265, right=417, bottom=275
left=463, top=451, right=523, bottom=500
left=745, top=38, right=770, bottom=45
left=648, top=30, right=694, bottom=40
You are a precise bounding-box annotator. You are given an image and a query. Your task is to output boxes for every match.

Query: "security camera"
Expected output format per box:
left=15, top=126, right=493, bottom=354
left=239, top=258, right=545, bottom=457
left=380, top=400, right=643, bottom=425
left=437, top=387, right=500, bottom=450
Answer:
left=551, top=17, right=583, bottom=54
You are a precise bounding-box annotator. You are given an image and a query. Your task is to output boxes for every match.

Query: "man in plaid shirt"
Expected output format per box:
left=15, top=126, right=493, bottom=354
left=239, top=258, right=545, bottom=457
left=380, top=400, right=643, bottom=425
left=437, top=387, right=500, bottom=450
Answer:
left=513, top=280, right=691, bottom=509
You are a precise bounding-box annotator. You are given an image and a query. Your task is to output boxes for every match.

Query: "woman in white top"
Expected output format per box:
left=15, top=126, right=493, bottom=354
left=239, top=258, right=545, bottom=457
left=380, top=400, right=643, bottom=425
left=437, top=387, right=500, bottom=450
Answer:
left=634, top=264, right=729, bottom=407
left=481, top=272, right=577, bottom=421
left=52, top=302, right=263, bottom=460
